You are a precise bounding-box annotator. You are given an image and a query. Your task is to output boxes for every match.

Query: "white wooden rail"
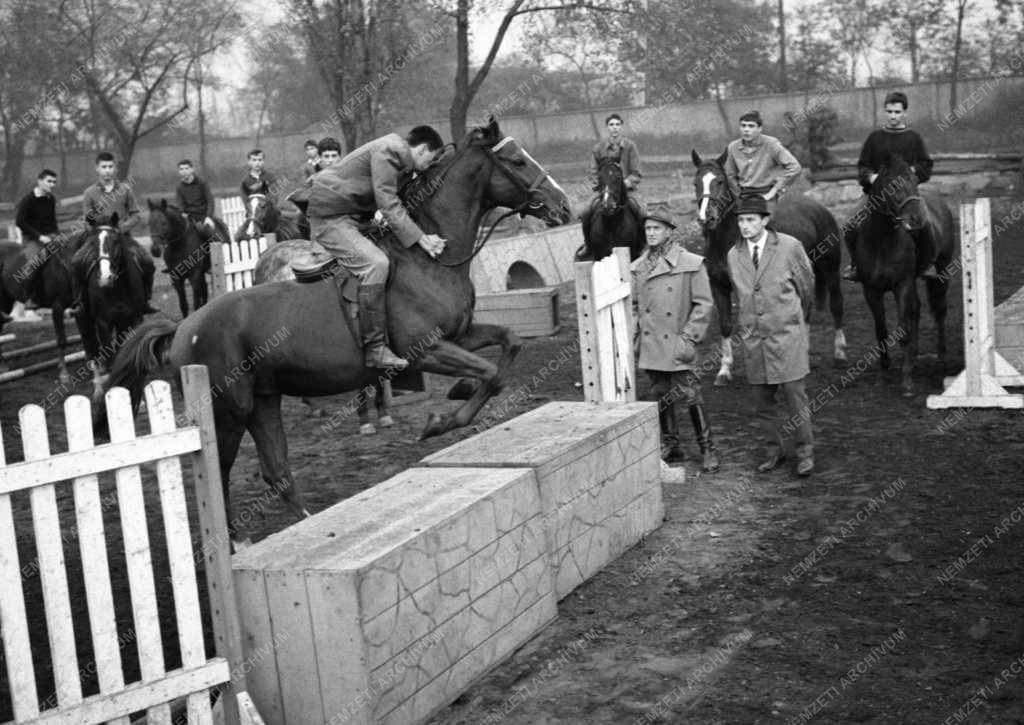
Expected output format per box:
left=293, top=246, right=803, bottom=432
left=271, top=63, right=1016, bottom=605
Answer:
left=217, top=197, right=248, bottom=240
left=574, top=247, right=636, bottom=403
left=0, top=366, right=260, bottom=725
left=210, top=236, right=273, bottom=298
left=928, top=198, right=1024, bottom=409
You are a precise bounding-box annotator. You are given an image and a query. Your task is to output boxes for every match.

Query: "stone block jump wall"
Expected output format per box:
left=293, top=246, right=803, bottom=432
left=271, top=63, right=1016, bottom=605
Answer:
left=232, top=401, right=661, bottom=724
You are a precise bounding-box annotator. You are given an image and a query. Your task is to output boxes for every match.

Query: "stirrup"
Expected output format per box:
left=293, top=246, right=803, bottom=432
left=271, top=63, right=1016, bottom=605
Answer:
left=841, top=264, right=859, bottom=282
left=920, top=264, right=939, bottom=280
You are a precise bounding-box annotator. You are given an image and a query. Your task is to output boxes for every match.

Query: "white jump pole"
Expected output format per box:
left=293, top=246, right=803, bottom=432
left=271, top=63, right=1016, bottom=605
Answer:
left=927, top=198, right=1024, bottom=409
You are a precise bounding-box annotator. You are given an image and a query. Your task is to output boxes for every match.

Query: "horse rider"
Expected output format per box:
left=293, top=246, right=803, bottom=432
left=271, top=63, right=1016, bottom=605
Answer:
left=631, top=205, right=719, bottom=472
left=842, top=91, right=938, bottom=281
left=302, top=138, right=320, bottom=179
left=289, top=137, right=343, bottom=239
left=14, top=168, right=61, bottom=317
left=580, top=113, right=645, bottom=231
left=69, top=152, right=158, bottom=315
left=174, top=159, right=221, bottom=243
left=303, top=125, right=447, bottom=370
left=724, top=110, right=802, bottom=215
left=240, top=148, right=279, bottom=203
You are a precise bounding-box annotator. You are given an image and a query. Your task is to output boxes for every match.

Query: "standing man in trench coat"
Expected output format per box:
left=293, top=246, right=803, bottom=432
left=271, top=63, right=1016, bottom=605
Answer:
left=727, top=195, right=816, bottom=476
left=631, top=205, right=719, bottom=472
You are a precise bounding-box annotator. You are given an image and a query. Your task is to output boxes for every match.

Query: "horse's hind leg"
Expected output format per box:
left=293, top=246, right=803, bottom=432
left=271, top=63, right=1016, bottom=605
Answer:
left=376, top=382, right=394, bottom=428
left=214, top=408, right=248, bottom=541
left=247, top=393, right=310, bottom=521
left=51, top=301, right=72, bottom=385
left=827, top=266, right=847, bottom=365
left=356, top=385, right=376, bottom=435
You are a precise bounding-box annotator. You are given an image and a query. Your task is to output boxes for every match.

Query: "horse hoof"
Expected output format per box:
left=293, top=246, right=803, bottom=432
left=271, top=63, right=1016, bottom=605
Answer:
left=419, top=413, right=446, bottom=440
left=378, top=415, right=395, bottom=428
left=714, top=373, right=731, bottom=387
left=359, top=422, right=376, bottom=435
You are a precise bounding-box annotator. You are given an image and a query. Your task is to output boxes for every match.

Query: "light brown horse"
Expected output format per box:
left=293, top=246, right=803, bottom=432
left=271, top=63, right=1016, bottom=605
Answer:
left=105, top=119, right=572, bottom=538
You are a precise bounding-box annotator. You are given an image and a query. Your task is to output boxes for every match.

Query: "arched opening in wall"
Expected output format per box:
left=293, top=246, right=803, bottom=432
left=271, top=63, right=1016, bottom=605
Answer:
left=506, top=261, right=545, bottom=290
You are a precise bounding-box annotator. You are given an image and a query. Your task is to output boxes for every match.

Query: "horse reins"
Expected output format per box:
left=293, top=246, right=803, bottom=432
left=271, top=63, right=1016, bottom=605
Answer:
left=435, top=136, right=555, bottom=268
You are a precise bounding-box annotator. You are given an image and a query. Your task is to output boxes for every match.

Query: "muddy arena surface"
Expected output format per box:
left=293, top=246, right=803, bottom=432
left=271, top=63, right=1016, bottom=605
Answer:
left=2, top=188, right=1024, bottom=724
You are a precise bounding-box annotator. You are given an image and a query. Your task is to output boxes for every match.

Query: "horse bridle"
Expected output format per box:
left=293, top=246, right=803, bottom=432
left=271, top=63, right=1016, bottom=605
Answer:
left=597, top=160, right=626, bottom=212
left=890, top=194, right=923, bottom=227
left=94, top=224, right=120, bottom=282
left=697, top=181, right=735, bottom=230
left=427, top=136, right=557, bottom=268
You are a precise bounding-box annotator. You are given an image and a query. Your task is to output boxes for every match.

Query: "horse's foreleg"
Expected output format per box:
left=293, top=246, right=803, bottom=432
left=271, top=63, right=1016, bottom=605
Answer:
left=897, top=281, right=921, bottom=397
left=247, top=393, right=310, bottom=521
left=173, top=277, right=188, bottom=318
left=190, top=272, right=206, bottom=315
left=925, top=277, right=949, bottom=362
left=862, top=287, right=890, bottom=372
left=416, top=340, right=508, bottom=439
left=51, top=304, right=71, bottom=385
left=828, top=268, right=847, bottom=365
left=436, top=322, right=522, bottom=401
left=711, top=284, right=734, bottom=386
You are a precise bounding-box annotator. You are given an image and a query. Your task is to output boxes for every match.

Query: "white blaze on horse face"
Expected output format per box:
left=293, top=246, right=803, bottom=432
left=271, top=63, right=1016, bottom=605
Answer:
left=698, top=171, right=715, bottom=222
left=520, top=146, right=564, bottom=194
left=98, top=229, right=113, bottom=287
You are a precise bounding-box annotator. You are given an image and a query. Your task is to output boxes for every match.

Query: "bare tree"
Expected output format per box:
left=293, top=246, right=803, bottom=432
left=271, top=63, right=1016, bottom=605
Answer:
left=949, top=0, right=971, bottom=112
left=886, top=0, right=945, bottom=83
left=442, top=0, right=632, bottom=141
left=821, top=0, right=883, bottom=85
left=57, top=0, right=238, bottom=176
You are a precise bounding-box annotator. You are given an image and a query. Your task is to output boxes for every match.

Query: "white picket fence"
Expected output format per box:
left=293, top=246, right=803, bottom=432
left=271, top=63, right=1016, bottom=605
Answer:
left=574, top=247, right=636, bottom=403
left=217, top=197, right=248, bottom=240
left=0, top=366, right=260, bottom=725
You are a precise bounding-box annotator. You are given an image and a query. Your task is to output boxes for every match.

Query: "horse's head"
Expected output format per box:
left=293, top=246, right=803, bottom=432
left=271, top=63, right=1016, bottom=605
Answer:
left=596, top=159, right=626, bottom=214
left=241, top=193, right=277, bottom=240
left=146, top=198, right=177, bottom=259
left=691, top=149, right=732, bottom=230
left=873, top=153, right=926, bottom=231
left=461, top=118, right=572, bottom=227
left=89, top=213, right=129, bottom=288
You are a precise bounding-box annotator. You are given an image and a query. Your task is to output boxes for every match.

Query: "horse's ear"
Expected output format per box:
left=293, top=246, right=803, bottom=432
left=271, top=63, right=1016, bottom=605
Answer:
left=691, top=149, right=702, bottom=167
left=147, top=198, right=156, bottom=210
left=160, top=198, right=168, bottom=210
left=110, top=212, right=120, bottom=227
left=486, top=116, right=500, bottom=139
left=715, top=149, right=728, bottom=167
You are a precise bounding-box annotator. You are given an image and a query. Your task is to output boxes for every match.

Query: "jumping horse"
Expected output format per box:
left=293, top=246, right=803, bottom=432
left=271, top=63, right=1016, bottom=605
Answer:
left=147, top=199, right=230, bottom=317
left=75, top=216, right=151, bottom=401
left=0, top=238, right=77, bottom=383
left=849, top=153, right=953, bottom=396
left=234, top=193, right=308, bottom=243
left=105, top=119, right=572, bottom=539
left=691, top=150, right=847, bottom=385
left=577, top=158, right=645, bottom=262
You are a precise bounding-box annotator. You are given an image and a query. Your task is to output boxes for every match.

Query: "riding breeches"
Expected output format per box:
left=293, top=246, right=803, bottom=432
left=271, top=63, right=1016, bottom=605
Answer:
left=311, top=215, right=389, bottom=285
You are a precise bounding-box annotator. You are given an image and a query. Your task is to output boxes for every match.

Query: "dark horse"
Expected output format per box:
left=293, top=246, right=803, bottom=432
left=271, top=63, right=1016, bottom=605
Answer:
left=105, top=119, right=572, bottom=538
left=234, top=193, right=308, bottom=243
left=252, top=238, right=394, bottom=433
left=75, top=216, right=150, bottom=401
left=691, top=150, right=847, bottom=385
left=849, top=153, right=953, bottom=396
left=578, top=158, right=645, bottom=261
left=147, top=199, right=230, bottom=317
left=0, top=238, right=77, bottom=383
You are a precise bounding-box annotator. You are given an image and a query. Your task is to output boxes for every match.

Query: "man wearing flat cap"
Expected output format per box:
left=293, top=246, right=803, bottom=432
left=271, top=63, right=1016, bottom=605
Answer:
left=631, top=205, right=720, bottom=472
left=727, top=195, right=816, bottom=477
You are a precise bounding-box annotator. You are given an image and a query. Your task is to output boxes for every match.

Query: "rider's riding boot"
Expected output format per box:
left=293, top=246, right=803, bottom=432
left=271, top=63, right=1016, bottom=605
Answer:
left=914, top=229, right=940, bottom=280
left=576, top=206, right=594, bottom=261
left=141, top=261, right=159, bottom=314
left=659, top=402, right=686, bottom=464
left=359, top=283, right=408, bottom=370
left=689, top=403, right=720, bottom=473
left=67, top=273, right=83, bottom=316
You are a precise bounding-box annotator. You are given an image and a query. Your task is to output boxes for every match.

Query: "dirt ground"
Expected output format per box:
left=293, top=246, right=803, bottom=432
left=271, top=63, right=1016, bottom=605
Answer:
left=3, top=187, right=1024, bottom=724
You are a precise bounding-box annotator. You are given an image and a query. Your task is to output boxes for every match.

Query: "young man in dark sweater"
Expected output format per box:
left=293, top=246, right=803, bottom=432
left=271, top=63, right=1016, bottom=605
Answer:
left=15, top=169, right=61, bottom=310
left=174, top=159, right=218, bottom=241
left=842, top=91, right=937, bottom=281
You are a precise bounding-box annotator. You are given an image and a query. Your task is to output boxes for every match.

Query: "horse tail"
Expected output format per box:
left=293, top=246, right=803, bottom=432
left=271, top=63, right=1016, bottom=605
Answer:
left=107, top=317, right=180, bottom=393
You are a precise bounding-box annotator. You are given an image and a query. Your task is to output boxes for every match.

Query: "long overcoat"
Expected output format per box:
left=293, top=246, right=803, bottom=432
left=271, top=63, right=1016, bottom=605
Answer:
left=727, top=230, right=814, bottom=384
left=630, top=243, right=713, bottom=372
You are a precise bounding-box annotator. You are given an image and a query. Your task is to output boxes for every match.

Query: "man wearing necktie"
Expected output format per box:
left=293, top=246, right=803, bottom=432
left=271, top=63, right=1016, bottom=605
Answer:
left=727, top=195, right=816, bottom=477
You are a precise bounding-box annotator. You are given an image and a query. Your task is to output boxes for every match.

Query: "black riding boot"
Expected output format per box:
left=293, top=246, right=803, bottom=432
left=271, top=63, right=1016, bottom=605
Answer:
left=689, top=403, right=720, bottom=472
left=660, top=401, right=686, bottom=464
left=914, top=230, right=940, bottom=279
left=576, top=206, right=594, bottom=261
left=359, top=283, right=408, bottom=370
